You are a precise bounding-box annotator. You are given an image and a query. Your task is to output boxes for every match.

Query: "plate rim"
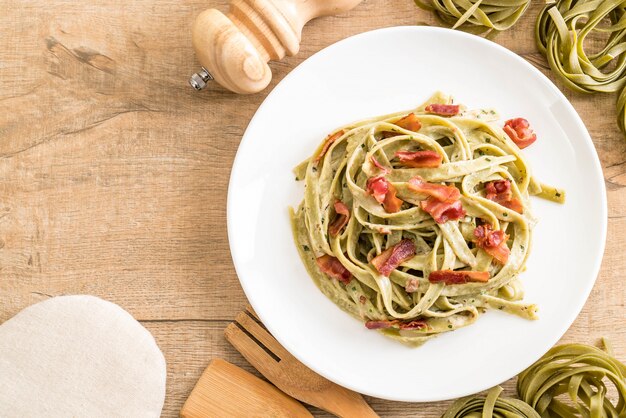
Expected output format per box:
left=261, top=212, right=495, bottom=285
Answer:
left=226, top=25, right=608, bottom=402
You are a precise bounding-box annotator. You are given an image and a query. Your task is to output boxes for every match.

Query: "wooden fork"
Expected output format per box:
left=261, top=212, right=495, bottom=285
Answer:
left=224, top=306, right=379, bottom=418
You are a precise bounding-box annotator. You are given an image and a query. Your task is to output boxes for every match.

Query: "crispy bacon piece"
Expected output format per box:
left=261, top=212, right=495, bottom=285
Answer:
left=485, top=179, right=523, bottom=213
left=395, top=150, right=443, bottom=168
left=329, top=201, right=350, bottom=237
left=420, top=197, right=466, bottom=224
left=370, top=155, right=391, bottom=174
left=365, top=320, right=394, bottom=330
left=394, top=113, right=422, bottom=132
left=365, top=319, right=427, bottom=330
left=383, top=184, right=403, bottom=213
left=314, top=130, right=345, bottom=163
left=428, top=270, right=490, bottom=284
left=382, top=113, right=422, bottom=138
left=473, top=224, right=510, bottom=264
left=425, top=104, right=460, bottom=116
left=366, top=176, right=404, bottom=213
left=486, top=180, right=512, bottom=201
left=408, top=176, right=465, bottom=223
left=366, top=176, right=389, bottom=204
left=504, top=118, right=536, bottom=149
left=407, top=176, right=460, bottom=202
left=371, top=239, right=416, bottom=277
left=316, top=255, right=352, bottom=285
left=405, top=278, right=419, bottom=293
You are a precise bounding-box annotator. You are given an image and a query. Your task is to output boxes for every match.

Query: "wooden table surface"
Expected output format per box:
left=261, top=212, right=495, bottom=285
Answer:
left=2, top=1, right=625, bottom=416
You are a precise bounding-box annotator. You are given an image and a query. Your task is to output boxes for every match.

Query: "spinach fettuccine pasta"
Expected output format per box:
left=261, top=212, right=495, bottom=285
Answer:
left=290, top=93, right=564, bottom=346
left=415, top=0, right=531, bottom=35
left=518, top=339, right=626, bottom=417
left=442, top=386, right=540, bottom=417
left=536, top=0, right=626, bottom=136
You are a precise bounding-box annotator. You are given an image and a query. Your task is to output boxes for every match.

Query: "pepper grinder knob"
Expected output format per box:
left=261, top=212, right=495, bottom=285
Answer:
left=190, top=0, right=363, bottom=94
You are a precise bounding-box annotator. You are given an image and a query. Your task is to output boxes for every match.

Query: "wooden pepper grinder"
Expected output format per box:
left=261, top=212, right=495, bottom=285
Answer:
left=189, top=0, right=363, bottom=94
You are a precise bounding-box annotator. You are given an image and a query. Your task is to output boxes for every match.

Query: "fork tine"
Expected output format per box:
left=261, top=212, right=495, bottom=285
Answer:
left=224, top=322, right=280, bottom=376
left=235, top=311, right=290, bottom=359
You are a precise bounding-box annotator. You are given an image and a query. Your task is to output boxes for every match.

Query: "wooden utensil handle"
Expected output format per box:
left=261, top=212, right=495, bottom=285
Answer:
left=190, top=0, right=363, bottom=94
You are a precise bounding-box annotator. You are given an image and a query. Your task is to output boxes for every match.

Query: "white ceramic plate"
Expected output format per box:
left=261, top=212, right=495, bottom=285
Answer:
left=227, top=27, right=607, bottom=402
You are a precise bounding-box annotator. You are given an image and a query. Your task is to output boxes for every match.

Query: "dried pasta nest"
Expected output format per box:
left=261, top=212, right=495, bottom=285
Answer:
left=442, top=386, right=540, bottom=417
left=535, top=0, right=626, bottom=137
left=518, top=340, right=626, bottom=417
left=415, top=0, right=531, bottom=35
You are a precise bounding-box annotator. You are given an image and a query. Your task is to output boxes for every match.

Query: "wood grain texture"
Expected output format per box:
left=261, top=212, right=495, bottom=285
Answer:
left=0, top=0, right=624, bottom=417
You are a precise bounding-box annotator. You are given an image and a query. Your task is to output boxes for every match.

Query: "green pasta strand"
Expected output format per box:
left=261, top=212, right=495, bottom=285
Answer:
left=535, top=0, right=626, bottom=136
left=442, top=386, right=541, bottom=417
left=415, top=0, right=531, bottom=35
left=291, top=92, right=563, bottom=346
left=517, top=340, right=626, bottom=418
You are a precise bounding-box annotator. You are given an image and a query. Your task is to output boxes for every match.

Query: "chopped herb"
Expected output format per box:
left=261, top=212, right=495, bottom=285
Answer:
left=520, top=244, right=525, bottom=250
left=448, top=324, right=453, bottom=329
left=486, top=138, right=491, bottom=143
left=556, top=192, right=561, bottom=197
left=485, top=158, right=492, bottom=162
left=312, top=166, right=317, bottom=172
left=503, top=213, right=508, bottom=217
left=302, top=245, right=310, bottom=252
left=490, top=110, right=496, bottom=115
left=499, top=306, right=504, bottom=310
left=361, top=144, right=365, bottom=149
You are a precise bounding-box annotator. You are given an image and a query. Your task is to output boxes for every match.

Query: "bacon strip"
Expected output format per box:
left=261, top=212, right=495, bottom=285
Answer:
left=371, top=239, right=416, bottom=277
left=370, top=155, right=391, bottom=174
left=366, top=176, right=388, bottom=204
left=395, top=150, right=442, bottom=168
left=407, top=176, right=460, bottom=202
left=420, top=197, right=466, bottom=224
left=425, top=104, right=460, bottom=116
left=366, top=176, right=403, bottom=213
left=314, top=130, right=345, bottom=163
left=428, top=270, right=490, bottom=284
left=329, top=201, right=350, bottom=237
left=383, top=183, right=403, bottom=213
left=504, top=118, right=536, bottom=149
left=365, top=319, right=427, bottom=330
left=405, top=278, right=419, bottom=293
left=485, top=179, right=523, bottom=213
left=316, top=255, right=352, bottom=285
left=394, top=113, right=422, bottom=131
left=408, top=176, right=465, bottom=223
left=382, top=113, right=422, bottom=138
left=473, top=224, right=510, bottom=264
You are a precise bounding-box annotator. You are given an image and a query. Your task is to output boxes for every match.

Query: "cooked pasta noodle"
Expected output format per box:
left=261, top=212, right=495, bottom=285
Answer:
left=442, top=386, right=540, bottom=417
left=517, top=339, right=626, bottom=417
left=290, top=92, right=564, bottom=346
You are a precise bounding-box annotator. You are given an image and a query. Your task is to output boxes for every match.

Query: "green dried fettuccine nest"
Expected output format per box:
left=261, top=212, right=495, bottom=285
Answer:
left=518, top=340, right=626, bottom=417
left=442, top=386, right=540, bottom=417
left=415, top=0, right=531, bottom=35
left=535, top=0, right=626, bottom=136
